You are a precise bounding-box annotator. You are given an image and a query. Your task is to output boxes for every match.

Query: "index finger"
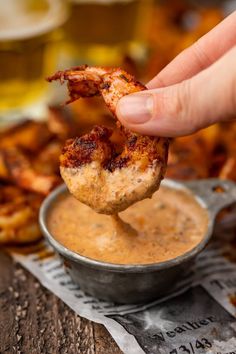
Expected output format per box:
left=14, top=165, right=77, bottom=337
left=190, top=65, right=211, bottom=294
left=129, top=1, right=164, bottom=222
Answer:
left=147, top=10, right=236, bottom=89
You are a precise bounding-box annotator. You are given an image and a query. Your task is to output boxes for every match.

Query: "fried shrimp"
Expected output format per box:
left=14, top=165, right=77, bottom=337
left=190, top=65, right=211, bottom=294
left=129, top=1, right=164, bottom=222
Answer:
left=1, top=147, right=60, bottom=195
left=48, top=66, right=169, bottom=214
left=0, top=185, right=42, bottom=244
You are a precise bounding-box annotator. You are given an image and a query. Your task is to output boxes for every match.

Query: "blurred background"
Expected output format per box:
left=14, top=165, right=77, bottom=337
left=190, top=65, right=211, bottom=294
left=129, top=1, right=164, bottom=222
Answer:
left=0, top=0, right=236, bottom=122
left=0, top=0, right=236, bottom=245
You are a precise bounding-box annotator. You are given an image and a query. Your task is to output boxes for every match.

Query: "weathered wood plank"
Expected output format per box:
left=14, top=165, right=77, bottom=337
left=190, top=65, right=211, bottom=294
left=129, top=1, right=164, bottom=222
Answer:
left=0, top=251, right=122, bottom=354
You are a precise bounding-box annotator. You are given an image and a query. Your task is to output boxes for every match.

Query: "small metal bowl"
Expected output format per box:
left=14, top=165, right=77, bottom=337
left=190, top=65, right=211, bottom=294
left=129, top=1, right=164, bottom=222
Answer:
left=39, top=179, right=236, bottom=304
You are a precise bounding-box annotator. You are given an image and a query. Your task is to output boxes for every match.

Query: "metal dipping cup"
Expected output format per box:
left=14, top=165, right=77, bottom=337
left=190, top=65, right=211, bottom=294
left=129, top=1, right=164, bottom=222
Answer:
left=39, top=179, right=236, bottom=304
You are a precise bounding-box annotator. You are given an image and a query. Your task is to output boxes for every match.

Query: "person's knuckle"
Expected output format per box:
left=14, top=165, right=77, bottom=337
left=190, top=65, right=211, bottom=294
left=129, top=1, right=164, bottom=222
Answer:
left=172, top=80, right=199, bottom=134
left=192, top=40, right=213, bottom=70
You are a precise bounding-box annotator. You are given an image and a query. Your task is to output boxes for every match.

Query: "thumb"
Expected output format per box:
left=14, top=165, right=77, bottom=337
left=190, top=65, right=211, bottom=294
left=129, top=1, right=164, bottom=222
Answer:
left=116, top=46, right=236, bottom=137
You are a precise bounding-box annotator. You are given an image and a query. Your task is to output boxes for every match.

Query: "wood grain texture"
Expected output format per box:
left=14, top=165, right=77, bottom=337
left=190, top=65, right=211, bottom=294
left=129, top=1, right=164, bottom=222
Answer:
left=0, top=251, right=123, bottom=354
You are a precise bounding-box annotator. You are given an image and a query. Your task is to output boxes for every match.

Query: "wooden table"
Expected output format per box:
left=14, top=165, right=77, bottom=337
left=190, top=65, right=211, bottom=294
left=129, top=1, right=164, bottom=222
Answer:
left=0, top=251, right=122, bottom=354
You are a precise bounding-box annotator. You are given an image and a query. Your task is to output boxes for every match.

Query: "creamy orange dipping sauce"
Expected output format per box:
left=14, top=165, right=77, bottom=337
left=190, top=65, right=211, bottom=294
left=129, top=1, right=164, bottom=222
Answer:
left=48, top=186, right=208, bottom=265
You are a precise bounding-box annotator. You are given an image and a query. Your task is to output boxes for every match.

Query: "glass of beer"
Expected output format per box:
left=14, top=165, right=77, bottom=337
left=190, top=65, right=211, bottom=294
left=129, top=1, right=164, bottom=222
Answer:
left=0, top=0, right=68, bottom=125
left=63, top=0, right=154, bottom=67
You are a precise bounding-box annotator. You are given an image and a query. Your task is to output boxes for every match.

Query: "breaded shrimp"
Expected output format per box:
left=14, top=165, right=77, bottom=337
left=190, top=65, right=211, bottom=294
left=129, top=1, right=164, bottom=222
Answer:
left=48, top=66, right=169, bottom=214
left=0, top=185, right=42, bottom=244
left=1, top=147, right=59, bottom=196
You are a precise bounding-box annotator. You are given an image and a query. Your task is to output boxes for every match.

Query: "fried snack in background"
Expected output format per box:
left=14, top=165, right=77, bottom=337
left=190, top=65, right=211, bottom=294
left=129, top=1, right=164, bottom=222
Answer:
left=32, top=141, right=63, bottom=175
left=0, top=185, right=43, bottom=244
left=167, top=125, right=220, bottom=180
left=220, top=158, right=236, bottom=181
left=216, top=122, right=236, bottom=180
left=0, top=120, right=52, bottom=153
left=167, top=135, right=209, bottom=180
left=146, top=4, right=223, bottom=80
left=1, top=147, right=60, bottom=195
left=0, top=106, right=82, bottom=245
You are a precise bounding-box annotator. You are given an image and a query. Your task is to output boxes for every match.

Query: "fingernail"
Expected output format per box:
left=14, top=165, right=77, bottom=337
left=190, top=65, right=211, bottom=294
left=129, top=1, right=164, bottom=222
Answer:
left=117, top=94, right=153, bottom=124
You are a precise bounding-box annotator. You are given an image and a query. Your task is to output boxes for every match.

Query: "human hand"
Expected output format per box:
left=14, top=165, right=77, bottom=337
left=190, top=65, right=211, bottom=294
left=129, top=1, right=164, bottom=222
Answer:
left=116, top=11, right=236, bottom=137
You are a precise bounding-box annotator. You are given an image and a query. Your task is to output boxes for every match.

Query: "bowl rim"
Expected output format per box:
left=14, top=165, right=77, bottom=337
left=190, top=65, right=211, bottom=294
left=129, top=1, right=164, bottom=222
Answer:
left=39, top=179, right=213, bottom=273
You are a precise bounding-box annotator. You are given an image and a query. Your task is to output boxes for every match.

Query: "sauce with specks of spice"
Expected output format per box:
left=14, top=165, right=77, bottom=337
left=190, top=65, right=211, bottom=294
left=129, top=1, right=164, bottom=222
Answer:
left=48, top=186, right=208, bottom=265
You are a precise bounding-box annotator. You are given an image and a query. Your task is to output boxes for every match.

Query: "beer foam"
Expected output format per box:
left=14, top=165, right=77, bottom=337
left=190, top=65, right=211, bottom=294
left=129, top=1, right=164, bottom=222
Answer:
left=0, top=0, right=68, bottom=40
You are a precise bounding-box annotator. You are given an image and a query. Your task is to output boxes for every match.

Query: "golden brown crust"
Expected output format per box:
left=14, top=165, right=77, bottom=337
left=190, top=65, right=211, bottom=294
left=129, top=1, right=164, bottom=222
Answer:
left=0, top=185, right=42, bottom=244
left=0, top=120, right=52, bottom=153
left=1, top=147, right=60, bottom=195
left=60, top=122, right=169, bottom=173
left=60, top=125, right=113, bottom=169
